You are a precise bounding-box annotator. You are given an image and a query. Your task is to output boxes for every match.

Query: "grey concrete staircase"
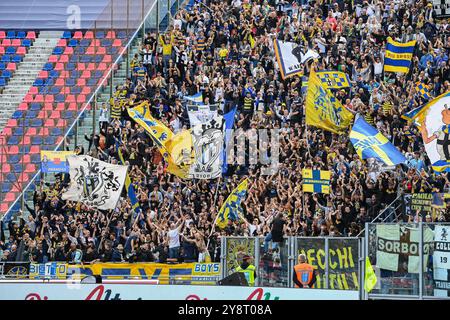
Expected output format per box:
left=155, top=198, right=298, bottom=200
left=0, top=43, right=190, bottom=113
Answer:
left=0, top=31, right=62, bottom=131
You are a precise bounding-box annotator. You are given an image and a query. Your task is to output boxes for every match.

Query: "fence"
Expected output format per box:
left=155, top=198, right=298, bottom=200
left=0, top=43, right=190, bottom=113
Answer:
left=365, top=222, right=450, bottom=300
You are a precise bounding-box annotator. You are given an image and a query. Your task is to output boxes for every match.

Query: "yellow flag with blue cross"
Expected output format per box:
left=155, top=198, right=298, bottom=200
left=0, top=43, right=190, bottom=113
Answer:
left=302, top=169, right=331, bottom=194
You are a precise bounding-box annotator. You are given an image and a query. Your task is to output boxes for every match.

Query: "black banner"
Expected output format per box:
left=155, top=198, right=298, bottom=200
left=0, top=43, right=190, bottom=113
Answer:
left=0, top=262, right=30, bottom=278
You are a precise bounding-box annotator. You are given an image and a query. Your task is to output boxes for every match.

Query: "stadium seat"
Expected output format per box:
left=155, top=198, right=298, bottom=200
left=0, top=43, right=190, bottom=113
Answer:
left=0, top=31, right=5, bottom=39
left=59, top=55, right=69, bottom=63
left=6, top=47, right=16, bottom=55
left=6, top=31, right=15, bottom=39
left=106, top=31, right=115, bottom=39
left=0, top=62, right=5, bottom=70
left=12, top=55, right=22, bottom=63
left=11, top=39, right=21, bottom=46
left=2, top=55, right=11, bottom=62
left=73, top=31, right=83, bottom=39
left=11, top=110, right=24, bottom=119
left=30, top=154, right=40, bottom=164
left=22, top=39, right=32, bottom=47
left=2, top=39, right=11, bottom=46
left=31, top=136, right=43, bottom=145
left=117, top=31, right=127, bottom=39
left=30, top=103, right=42, bottom=111
left=7, top=136, right=20, bottom=145
left=53, top=47, right=64, bottom=55
left=95, top=31, right=105, bottom=39
left=25, top=110, right=38, bottom=119
left=43, top=63, right=54, bottom=71
left=6, top=63, right=16, bottom=71
left=62, top=31, right=72, bottom=39
left=33, top=78, right=44, bottom=86
left=63, top=47, right=74, bottom=55
left=26, top=31, right=36, bottom=40
left=49, top=70, right=59, bottom=78
left=68, top=39, right=78, bottom=47
left=0, top=78, right=6, bottom=87
left=44, top=136, right=56, bottom=145
left=80, top=39, right=91, bottom=47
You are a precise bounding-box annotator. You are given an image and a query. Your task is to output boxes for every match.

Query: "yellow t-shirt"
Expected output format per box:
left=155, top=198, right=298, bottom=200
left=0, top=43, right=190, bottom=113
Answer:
left=218, top=48, right=228, bottom=58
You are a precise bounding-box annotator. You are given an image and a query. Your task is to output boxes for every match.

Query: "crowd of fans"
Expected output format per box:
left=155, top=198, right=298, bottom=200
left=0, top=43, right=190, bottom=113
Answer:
left=1, top=0, right=450, bottom=266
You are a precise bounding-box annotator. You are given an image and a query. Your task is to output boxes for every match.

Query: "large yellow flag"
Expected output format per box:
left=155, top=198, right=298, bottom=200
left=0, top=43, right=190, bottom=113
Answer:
left=364, top=257, right=377, bottom=293
left=305, top=69, right=353, bottom=134
left=127, top=102, right=189, bottom=179
left=216, top=179, right=248, bottom=229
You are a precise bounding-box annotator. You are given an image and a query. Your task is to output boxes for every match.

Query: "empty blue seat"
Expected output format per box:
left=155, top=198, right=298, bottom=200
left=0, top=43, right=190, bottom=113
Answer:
left=62, top=31, right=72, bottom=39
left=106, top=47, right=118, bottom=55
left=6, top=31, right=15, bottom=39
left=12, top=110, right=24, bottom=119
left=12, top=55, right=22, bottom=63
left=101, top=39, right=112, bottom=47
left=74, top=46, right=85, bottom=54
left=87, top=78, right=98, bottom=86
left=49, top=70, right=59, bottom=78
left=25, top=110, right=38, bottom=119
left=80, top=39, right=91, bottom=47
left=31, top=136, right=43, bottom=145
left=6, top=47, right=16, bottom=55
left=65, top=78, right=75, bottom=86
left=2, top=70, right=12, bottom=78
left=53, top=47, right=64, bottom=55
left=62, top=111, right=74, bottom=119
left=50, top=127, right=63, bottom=136
left=22, top=39, right=32, bottom=47
left=29, top=103, right=42, bottom=111
left=39, top=87, right=49, bottom=94
left=44, top=136, right=56, bottom=145
left=12, top=127, right=24, bottom=136
left=44, top=78, right=55, bottom=86
left=12, top=164, right=23, bottom=173
left=30, top=154, right=41, bottom=164
left=92, top=70, right=102, bottom=79
left=2, top=55, right=11, bottom=62
left=0, top=62, right=5, bottom=70
left=80, top=55, right=92, bottom=63
left=70, top=70, right=80, bottom=78
left=66, top=63, right=76, bottom=71
left=0, top=78, right=5, bottom=87
left=43, top=63, right=54, bottom=71
left=33, top=78, right=44, bottom=86
left=117, top=31, right=127, bottom=39
left=92, top=55, right=103, bottom=63
left=7, top=136, right=20, bottom=145
left=68, top=39, right=78, bottom=47
left=7, top=155, right=20, bottom=164
left=6, top=173, right=17, bottom=182
left=55, top=94, right=65, bottom=103
left=17, top=31, right=26, bottom=39
left=69, top=55, right=80, bottom=63
left=71, top=87, right=81, bottom=94
left=50, top=86, right=61, bottom=95
left=1, top=183, right=12, bottom=194
left=30, top=119, right=43, bottom=127
left=95, top=31, right=105, bottom=39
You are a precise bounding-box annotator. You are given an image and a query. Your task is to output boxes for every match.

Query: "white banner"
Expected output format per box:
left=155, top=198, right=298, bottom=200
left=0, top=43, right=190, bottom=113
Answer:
left=274, top=40, right=320, bottom=79
left=189, top=116, right=224, bottom=180
left=434, top=226, right=450, bottom=297
left=0, top=283, right=359, bottom=300
left=187, top=104, right=218, bottom=127
left=62, top=155, right=128, bottom=210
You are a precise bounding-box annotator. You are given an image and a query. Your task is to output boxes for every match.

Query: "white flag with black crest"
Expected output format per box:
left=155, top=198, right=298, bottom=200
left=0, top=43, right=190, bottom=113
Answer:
left=62, top=155, right=128, bottom=210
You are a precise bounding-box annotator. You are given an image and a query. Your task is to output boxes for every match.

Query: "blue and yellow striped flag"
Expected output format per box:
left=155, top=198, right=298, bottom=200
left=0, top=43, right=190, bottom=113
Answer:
left=216, top=179, right=248, bottom=229
left=316, top=70, right=351, bottom=89
left=118, top=148, right=141, bottom=216
left=302, top=169, right=331, bottom=194
left=414, top=81, right=432, bottom=101
left=384, top=37, right=416, bottom=73
left=305, top=69, right=354, bottom=134
left=350, top=116, right=406, bottom=166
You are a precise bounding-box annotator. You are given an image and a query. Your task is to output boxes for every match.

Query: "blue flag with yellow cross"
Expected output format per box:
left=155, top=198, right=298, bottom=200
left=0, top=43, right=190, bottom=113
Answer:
left=302, top=169, right=331, bottom=194
left=350, top=116, right=406, bottom=166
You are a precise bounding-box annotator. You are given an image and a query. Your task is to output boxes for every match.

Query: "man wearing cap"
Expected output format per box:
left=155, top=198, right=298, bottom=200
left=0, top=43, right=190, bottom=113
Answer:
left=293, top=254, right=316, bottom=288
left=236, top=254, right=257, bottom=286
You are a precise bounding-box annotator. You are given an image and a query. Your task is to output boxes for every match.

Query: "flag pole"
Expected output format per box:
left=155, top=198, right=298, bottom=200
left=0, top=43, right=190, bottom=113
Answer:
left=206, top=175, right=222, bottom=250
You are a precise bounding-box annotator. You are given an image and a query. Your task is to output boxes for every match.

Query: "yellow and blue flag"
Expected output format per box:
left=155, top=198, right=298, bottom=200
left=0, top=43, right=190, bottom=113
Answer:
left=302, top=169, right=331, bottom=194
left=301, top=76, right=308, bottom=94
left=305, top=69, right=354, bottom=134
left=384, top=37, right=416, bottom=73
left=185, top=92, right=203, bottom=104
left=414, top=81, right=432, bottom=101
left=216, top=179, right=248, bottom=229
left=118, top=148, right=141, bottom=216
left=40, top=151, right=75, bottom=173
left=350, top=116, right=406, bottom=166
left=316, top=70, right=351, bottom=89
left=402, top=105, right=425, bottom=126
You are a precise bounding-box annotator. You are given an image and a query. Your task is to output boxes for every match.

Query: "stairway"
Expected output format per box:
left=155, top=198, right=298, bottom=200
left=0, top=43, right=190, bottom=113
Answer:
left=0, top=31, right=62, bottom=131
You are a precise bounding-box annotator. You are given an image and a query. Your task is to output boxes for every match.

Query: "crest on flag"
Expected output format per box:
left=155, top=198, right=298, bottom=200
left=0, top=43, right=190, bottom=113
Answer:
left=62, top=155, right=128, bottom=210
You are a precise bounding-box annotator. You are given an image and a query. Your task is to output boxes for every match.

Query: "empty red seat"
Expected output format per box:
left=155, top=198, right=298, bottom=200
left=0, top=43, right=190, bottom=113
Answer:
left=0, top=203, right=9, bottom=212
left=60, top=70, right=69, bottom=78
left=59, top=55, right=69, bottom=63
left=43, top=102, right=53, bottom=111
left=4, top=193, right=16, bottom=202
left=106, top=31, right=115, bottom=39
left=12, top=39, right=21, bottom=46
left=57, top=39, right=67, bottom=46
left=23, top=155, right=31, bottom=163
left=8, top=145, right=19, bottom=154
left=77, top=78, right=86, bottom=86
left=77, top=63, right=85, bottom=70
left=96, top=47, right=106, bottom=55
left=102, top=55, right=112, bottom=63
left=38, top=70, right=48, bottom=78
left=26, top=31, right=36, bottom=40
left=25, top=164, right=35, bottom=173
left=50, top=110, right=60, bottom=119
left=76, top=95, right=86, bottom=103
left=26, top=128, right=37, bottom=136
left=81, top=70, right=91, bottom=78
left=63, top=47, right=73, bottom=55
left=7, top=63, right=16, bottom=71
left=28, top=87, right=38, bottom=95
left=55, top=103, right=65, bottom=111
left=17, top=103, right=28, bottom=111
left=2, top=127, right=12, bottom=135
left=61, top=87, right=70, bottom=94
left=29, top=146, right=40, bottom=154
left=23, top=94, right=33, bottom=103
left=37, top=110, right=45, bottom=118
left=39, top=127, right=49, bottom=136
left=85, top=46, right=95, bottom=54
left=67, top=103, right=77, bottom=111
left=16, top=46, right=26, bottom=55
left=56, top=119, right=65, bottom=127
left=0, top=47, right=4, bottom=55
left=97, top=63, right=107, bottom=71
left=18, top=174, right=30, bottom=183
left=81, top=87, right=91, bottom=95
left=55, top=78, right=64, bottom=86
left=54, top=62, right=64, bottom=71
left=84, top=31, right=94, bottom=39
left=44, top=95, right=54, bottom=103
left=22, top=136, right=30, bottom=144
left=2, top=39, right=11, bottom=46
left=66, top=95, right=75, bottom=103
left=112, top=39, right=122, bottom=47
left=0, top=31, right=5, bottom=39
left=1, top=163, right=11, bottom=173
left=73, top=31, right=83, bottom=39
left=44, top=119, right=55, bottom=127
left=34, top=95, right=44, bottom=103
left=48, top=55, right=58, bottom=63
left=6, top=119, right=17, bottom=127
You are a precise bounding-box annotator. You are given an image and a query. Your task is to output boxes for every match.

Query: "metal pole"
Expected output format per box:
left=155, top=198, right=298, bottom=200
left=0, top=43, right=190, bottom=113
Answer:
left=126, top=0, right=130, bottom=77
left=419, top=221, right=423, bottom=299
left=142, top=0, right=145, bottom=39
left=288, top=236, right=293, bottom=288
left=156, top=0, right=159, bottom=34
left=254, top=237, right=259, bottom=287
left=325, top=237, right=329, bottom=289
left=93, top=93, right=97, bottom=139
left=364, top=222, right=369, bottom=300
left=110, top=0, right=114, bottom=100
left=359, top=237, right=365, bottom=300
left=220, top=236, right=226, bottom=279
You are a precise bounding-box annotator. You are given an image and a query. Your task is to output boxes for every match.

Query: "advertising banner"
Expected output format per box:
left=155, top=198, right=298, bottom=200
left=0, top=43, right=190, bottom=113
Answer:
left=0, top=283, right=359, bottom=300
left=296, top=238, right=359, bottom=290
left=67, top=263, right=221, bottom=285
